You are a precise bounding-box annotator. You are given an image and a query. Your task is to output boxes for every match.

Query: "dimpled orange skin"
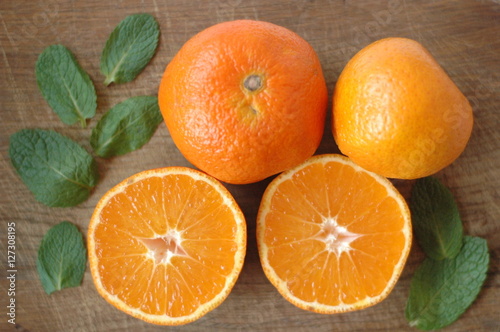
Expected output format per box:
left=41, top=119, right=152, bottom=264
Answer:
left=159, top=20, right=328, bottom=184
left=333, top=37, right=473, bottom=179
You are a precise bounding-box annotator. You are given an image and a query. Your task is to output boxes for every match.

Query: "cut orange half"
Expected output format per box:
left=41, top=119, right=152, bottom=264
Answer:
left=257, top=154, right=412, bottom=314
left=88, top=167, right=246, bottom=325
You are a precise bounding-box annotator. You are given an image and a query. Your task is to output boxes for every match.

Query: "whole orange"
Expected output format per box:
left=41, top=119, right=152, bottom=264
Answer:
left=159, top=20, right=327, bottom=184
left=332, top=37, right=473, bottom=179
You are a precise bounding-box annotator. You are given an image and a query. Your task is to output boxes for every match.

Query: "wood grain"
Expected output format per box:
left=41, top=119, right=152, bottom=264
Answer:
left=1, top=0, right=499, bottom=331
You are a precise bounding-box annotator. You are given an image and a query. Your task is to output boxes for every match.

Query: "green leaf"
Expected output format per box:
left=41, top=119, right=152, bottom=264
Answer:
left=405, top=236, right=489, bottom=330
left=90, top=96, right=162, bottom=158
left=37, top=221, right=87, bottom=295
left=35, top=45, right=97, bottom=127
left=410, top=177, right=463, bottom=260
left=9, top=129, right=99, bottom=207
left=100, top=13, right=160, bottom=85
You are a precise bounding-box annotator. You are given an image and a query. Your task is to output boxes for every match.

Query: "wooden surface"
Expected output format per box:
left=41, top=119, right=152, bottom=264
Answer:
left=1, top=1, right=499, bottom=331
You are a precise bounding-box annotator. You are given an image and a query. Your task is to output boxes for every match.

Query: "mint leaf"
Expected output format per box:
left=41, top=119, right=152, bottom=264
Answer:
left=9, top=129, right=99, bottom=207
left=35, top=45, right=97, bottom=127
left=37, top=221, right=87, bottom=294
left=90, top=96, right=162, bottom=158
left=405, top=236, right=489, bottom=330
left=410, top=177, right=463, bottom=260
left=100, top=14, right=160, bottom=85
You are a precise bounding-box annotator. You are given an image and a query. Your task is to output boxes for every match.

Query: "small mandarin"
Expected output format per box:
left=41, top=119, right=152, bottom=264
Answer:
left=332, top=37, right=473, bottom=179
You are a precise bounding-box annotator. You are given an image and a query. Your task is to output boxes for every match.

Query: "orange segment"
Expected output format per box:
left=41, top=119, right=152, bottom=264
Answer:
left=257, top=154, right=411, bottom=313
left=88, top=167, right=246, bottom=325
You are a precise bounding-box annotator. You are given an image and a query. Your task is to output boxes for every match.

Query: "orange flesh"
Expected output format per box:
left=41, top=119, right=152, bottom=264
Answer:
left=93, top=174, right=239, bottom=318
left=262, top=159, right=408, bottom=307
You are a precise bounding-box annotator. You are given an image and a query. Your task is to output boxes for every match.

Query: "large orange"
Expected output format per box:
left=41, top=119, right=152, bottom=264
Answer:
left=333, top=37, right=473, bottom=179
left=88, top=167, right=246, bottom=325
left=159, top=20, right=328, bottom=184
left=257, top=154, right=412, bottom=313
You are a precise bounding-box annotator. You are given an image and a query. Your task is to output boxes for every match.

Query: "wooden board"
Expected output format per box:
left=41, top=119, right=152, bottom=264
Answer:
left=1, top=0, right=499, bottom=331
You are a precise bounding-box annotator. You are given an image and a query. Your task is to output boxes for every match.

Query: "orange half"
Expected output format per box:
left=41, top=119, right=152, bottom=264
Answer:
left=88, top=167, right=246, bottom=325
left=257, top=154, right=412, bottom=313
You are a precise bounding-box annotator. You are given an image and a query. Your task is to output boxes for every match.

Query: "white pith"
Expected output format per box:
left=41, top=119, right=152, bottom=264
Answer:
left=316, top=216, right=362, bottom=256
left=141, top=229, right=187, bottom=265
